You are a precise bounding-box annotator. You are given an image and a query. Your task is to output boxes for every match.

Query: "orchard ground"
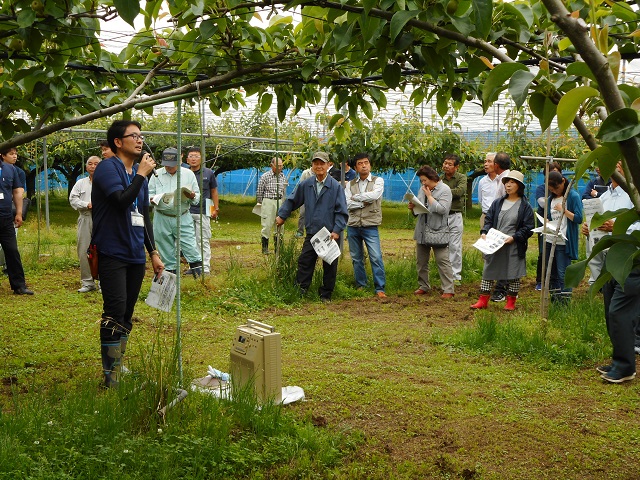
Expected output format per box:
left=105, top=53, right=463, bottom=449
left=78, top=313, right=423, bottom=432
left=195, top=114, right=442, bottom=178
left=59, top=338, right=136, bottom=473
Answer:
left=1, top=195, right=639, bottom=479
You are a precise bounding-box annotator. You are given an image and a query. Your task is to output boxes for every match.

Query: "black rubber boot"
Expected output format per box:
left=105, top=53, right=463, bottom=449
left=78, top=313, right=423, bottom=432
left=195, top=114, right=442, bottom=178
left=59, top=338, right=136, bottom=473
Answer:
left=188, top=261, right=203, bottom=279
left=261, top=237, right=269, bottom=255
left=100, top=316, right=122, bottom=388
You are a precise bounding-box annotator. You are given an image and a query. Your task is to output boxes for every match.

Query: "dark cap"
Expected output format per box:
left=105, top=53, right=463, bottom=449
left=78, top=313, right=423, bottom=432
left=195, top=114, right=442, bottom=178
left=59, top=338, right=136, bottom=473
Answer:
left=162, top=148, right=179, bottom=166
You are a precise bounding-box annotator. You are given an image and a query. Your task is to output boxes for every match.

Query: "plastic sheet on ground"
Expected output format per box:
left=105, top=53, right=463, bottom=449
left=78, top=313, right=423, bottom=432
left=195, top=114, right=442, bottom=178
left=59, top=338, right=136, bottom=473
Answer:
left=190, top=367, right=305, bottom=405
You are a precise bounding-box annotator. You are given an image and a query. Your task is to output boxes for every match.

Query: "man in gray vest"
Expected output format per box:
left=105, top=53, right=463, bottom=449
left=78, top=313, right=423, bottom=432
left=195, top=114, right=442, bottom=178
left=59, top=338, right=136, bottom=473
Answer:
left=345, top=153, right=387, bottom=298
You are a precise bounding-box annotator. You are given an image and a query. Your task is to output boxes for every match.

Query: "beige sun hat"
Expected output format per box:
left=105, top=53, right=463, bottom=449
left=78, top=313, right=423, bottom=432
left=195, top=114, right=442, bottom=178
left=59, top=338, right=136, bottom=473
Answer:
left=502, top=170, right=525, bottom=187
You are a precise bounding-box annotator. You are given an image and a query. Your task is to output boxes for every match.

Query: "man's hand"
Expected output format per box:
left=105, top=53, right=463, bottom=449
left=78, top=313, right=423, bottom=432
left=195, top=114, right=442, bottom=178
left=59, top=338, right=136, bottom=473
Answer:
left=581, top=222, right=590, bottom=236
left=275, top=216, right=285, bottom=226
left=151, top=255, right=164, bottom=276
left=14, top=214, right=23, bottom=228
left=598, top=219, right=614, bottom=232
left=408, top=202, right=415, bottom=211
left=137, top=153, right=156, bottom=177
left=330, top=232, right=340, bottom=241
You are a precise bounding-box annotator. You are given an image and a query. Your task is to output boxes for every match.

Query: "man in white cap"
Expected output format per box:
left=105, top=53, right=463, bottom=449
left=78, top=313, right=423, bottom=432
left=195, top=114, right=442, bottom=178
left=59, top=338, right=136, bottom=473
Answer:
left=276, top=151, right=348, bottom=302
left=148, top=147, right=203, bottom=277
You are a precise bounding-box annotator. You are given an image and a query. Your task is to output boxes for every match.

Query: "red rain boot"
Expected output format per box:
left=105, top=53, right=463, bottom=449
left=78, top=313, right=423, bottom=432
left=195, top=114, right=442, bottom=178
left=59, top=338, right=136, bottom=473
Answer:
left=504, top=295, right=517, bottom=311
left=470, top=294, right=490, bottom=310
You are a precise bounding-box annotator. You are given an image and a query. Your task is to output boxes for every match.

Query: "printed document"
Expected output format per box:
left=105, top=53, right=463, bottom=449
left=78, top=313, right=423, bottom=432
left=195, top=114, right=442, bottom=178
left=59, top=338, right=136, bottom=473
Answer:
left=472, top=228, right=510, bottom=255
left=403, top=192, right=429, bottom=214
left=310, top=227, right=341, bottom=264
left=532, top=213, right=567, bottom=241
left=145, top=271, right=177, bottom=312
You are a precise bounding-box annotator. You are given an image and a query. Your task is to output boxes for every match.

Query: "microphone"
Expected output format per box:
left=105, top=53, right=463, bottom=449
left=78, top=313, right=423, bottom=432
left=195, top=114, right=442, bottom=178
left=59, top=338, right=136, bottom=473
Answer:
left=142, top=141, right=158, bottom=177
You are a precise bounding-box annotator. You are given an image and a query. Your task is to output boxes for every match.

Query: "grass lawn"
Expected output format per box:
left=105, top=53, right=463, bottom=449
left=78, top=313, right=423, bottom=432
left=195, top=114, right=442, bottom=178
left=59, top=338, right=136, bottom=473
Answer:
left=1, top=193, right=639, bottom=479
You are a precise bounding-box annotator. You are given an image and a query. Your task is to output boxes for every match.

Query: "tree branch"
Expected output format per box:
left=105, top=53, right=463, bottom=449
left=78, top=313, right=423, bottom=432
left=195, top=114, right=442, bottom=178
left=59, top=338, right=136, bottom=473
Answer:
left=542, top=0, right=640, bottom=210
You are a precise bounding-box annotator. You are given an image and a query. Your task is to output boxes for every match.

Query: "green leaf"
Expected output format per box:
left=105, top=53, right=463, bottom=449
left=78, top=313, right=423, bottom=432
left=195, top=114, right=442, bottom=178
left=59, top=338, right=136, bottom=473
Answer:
left=565, top=259, right=588, bottom=289
left=574, top=146, right=617, bottom=183
left=565, top=62, right=596, bottom=82
left=557, top=86, right=599, bottom=132
left=390, top=10, right=420, bottom=42
left=596, top=108, right=640, bottom=142
left=606, top=242, right=639, bottom=286
left=114, top=0, right=140, bottom=28
left=557, top=37, right=573, bottom=52
left=528, top=92, right=557, bottom=131
left=328, top=113, right=345, bottom=129
left=382, top=63, right=402, bottom=89
left=16, top=9, right=36, bottom=28
left=471, top=0, right=492, bottom=38
left=612, top=209, right=640, bottom=236
left=508, top=70, right=535, bottom=109
left=259, top=93, right=273, bottom=113
left=612, top=1, right=638, bottom=22
left=72, top=77, right=96, bottom=100
left=362, top=0, right=377, bottom=15
left=482, top=62, right=528, bottom=110
left=436, top=90, right=449, bottom=117
left=618, top=84, right=640, bottom=106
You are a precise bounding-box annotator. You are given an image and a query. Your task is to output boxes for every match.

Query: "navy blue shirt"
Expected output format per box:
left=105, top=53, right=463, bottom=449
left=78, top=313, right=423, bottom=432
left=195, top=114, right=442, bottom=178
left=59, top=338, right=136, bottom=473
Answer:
left=189, top=167, right=217, bottom=214
left=91, top=156, right=149, bottom=264
left=0, top=161, right=20, bottom=219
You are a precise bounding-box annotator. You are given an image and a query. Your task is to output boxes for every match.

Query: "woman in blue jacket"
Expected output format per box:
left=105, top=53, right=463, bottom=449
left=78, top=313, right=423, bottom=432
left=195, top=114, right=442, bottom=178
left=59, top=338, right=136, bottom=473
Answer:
left=545, top=171, right=583, bottom=302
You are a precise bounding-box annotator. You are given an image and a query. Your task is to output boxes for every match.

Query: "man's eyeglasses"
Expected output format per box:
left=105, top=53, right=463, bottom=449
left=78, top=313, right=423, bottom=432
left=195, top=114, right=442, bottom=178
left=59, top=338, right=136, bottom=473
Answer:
left=121, top=133, right=144, bottom=141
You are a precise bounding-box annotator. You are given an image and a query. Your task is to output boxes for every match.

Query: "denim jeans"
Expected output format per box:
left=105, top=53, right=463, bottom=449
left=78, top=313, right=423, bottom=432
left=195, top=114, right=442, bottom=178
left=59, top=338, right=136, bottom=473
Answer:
left=347, top=226, right=386, bottom=293
left=545, top=243, right=571, bottom=299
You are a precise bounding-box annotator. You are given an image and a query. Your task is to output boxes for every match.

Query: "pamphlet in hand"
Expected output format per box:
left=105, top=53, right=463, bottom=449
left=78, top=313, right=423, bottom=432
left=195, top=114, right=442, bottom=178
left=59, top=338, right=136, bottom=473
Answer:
left=582, top=197, right=604, bottom=228
left=310, top=227, right=341, bottom=264
left=403, top=192, right=429, bottom=214
left=472, top=228, right=510, bottom=255
left=145, top=270, right=177, bottom=312
left=252, top=203, right=262, bottom=216
left=531, top=213, right=567, bottom=241
left=151, top=187, right=194, bottom=207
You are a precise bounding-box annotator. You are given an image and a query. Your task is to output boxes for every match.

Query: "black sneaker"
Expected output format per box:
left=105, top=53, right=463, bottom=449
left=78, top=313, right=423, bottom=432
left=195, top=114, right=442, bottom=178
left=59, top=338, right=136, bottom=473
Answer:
left=596, top=364, right=612, bottom=375
left=601, top=369, right=636, bottom=384
left=491, top=292, right=506, bottom=302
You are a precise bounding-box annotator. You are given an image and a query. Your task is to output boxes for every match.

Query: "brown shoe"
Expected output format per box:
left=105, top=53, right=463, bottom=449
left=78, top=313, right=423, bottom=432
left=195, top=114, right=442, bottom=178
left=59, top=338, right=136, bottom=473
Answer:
left=441, top=293, right=454, bottom=299
left=414, top=288, right=428, bottom=295
left=376, top=292, right=387, bottom=298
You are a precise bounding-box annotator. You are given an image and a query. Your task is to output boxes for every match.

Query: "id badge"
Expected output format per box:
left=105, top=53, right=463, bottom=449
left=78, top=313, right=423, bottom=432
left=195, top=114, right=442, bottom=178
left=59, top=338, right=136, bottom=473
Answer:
left=131, top=211, right=144, bottom=227
left=0, top=193, right=4, bottom=200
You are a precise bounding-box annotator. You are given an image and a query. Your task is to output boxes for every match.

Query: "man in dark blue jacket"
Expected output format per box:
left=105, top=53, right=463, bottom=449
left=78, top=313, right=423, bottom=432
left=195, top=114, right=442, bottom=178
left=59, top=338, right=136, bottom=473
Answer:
left=276, top=152, right=348, bottom=301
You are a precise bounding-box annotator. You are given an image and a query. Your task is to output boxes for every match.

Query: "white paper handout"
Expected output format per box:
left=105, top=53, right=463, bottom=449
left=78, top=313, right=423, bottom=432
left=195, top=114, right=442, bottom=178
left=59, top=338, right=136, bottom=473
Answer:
left=145, top=270, right=177, bottom=312
left=252, top=203, right=262, bottom=216
left=403, top=192, right=429, bottom=214
left=310, top=227, right=341, bottom=264
left=151, top=187, right=194, bottom=207
left=531, top=213, right=567, bottom=241
left=582, top=197, right=604, bottom=228
left=472, top=228, right=510, bottom=255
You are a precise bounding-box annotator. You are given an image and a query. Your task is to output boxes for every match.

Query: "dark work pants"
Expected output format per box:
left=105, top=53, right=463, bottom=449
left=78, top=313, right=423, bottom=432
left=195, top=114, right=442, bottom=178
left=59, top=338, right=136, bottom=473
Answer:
left=0, top=216, right=26, bottom=291
left=296, top=235, right=339, bottom=300
left=98, top=255, right=146, bottom=376
left=603, top=269, right=640, bottom=375
left=536, top=233, right=544, bottom=284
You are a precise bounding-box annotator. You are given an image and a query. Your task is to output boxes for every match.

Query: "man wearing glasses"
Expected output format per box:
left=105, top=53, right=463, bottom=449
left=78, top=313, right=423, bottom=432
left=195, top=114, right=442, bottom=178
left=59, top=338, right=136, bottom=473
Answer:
left=91, top=120, right=164, bottom=388
left=186, top=146, right=218, bottom=275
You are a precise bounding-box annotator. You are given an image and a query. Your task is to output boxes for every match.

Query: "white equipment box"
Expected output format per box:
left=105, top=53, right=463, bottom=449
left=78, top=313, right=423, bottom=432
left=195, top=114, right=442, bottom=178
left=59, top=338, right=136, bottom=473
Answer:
left=230, top=319, right=282, bottom=403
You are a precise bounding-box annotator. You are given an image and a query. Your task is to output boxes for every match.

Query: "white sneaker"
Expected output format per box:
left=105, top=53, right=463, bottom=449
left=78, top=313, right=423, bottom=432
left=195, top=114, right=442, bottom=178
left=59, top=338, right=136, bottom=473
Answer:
left=77, top=285, right=96, bottom=293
